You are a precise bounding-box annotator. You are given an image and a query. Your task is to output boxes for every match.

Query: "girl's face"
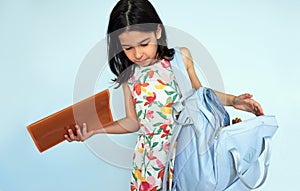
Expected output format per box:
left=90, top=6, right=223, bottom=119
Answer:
left=118, top=27, right=162, bottom=67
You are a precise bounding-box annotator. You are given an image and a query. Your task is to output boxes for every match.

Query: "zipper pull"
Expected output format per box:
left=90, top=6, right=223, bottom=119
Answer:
left=214, top=126, right=223, bottom=139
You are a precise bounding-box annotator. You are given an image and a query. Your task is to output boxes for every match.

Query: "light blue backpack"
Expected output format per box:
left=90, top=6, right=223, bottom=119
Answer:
left=163, top=48, right=278, bottom=191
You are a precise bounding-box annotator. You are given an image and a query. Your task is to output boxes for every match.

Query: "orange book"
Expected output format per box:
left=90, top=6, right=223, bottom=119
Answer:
left=27, top=89, right=114, bottom=152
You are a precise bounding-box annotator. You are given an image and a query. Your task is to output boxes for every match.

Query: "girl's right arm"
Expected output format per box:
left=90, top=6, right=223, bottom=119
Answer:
left=65, top=82, right=140, bottom=142
left=180, top=47, right=264, bottom=116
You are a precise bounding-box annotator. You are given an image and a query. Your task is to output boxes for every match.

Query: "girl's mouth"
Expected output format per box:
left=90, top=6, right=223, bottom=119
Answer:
left=136, top=59, right=149, bottom=66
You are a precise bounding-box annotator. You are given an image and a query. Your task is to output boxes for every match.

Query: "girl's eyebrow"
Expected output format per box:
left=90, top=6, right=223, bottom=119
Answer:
left=121, top=37, right=151, bottom=47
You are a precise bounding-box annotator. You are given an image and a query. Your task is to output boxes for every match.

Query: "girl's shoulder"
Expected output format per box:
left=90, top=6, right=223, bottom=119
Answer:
left=174, top=47, right=193, bottom=71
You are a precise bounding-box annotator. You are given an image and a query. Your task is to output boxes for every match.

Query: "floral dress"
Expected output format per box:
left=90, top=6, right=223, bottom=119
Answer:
left=128, top=59, right=181, bottom=191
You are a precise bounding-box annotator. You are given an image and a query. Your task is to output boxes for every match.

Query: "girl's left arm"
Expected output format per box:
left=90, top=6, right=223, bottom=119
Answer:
left=179, top=47, right=264, bottom=116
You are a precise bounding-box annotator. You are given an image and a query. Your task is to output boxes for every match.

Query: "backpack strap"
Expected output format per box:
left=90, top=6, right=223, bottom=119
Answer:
left=170, top=47, right=193, bottom=97
left=163, top=48, right=195, bottom=190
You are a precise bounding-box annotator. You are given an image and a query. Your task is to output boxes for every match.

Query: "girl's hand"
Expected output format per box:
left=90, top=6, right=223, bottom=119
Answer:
left=64, top=123, right=94, bottom=142
left=232, top=93, right=264, bottom=116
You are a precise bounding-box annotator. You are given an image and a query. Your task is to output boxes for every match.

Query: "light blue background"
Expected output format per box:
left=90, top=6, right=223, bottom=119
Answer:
left=1, top=0, right=299, bottom=190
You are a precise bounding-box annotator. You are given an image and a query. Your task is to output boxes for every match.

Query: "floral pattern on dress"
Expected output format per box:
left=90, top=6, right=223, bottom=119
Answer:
left=128, top=59, right=180, bottom=191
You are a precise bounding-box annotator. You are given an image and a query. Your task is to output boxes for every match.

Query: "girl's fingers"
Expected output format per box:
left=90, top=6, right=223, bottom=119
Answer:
left=254, top=102, right=264, bottom=116
left=82, top=123, right=93, bottom=141
left=234, top=93, right=264, bottom=116
left=64, top=134, right=72, bottom=142
left=75, top=125, right=83, bottom=141
left=249, top=101, right=264, bottom=116
left=66, top=125, right=82, bottom=142
left=65, top=123, right=91, bottom=142
left=82, top=123, right=88, bottom=136
left=68, top=128, right=76, bottom=140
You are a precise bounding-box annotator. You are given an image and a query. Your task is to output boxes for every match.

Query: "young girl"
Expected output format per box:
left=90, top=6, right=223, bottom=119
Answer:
left=65, top=0, right=264, bottom=190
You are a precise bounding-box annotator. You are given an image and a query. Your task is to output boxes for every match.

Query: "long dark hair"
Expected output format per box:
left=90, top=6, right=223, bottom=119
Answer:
left=107, top=0, right=174, bottom=87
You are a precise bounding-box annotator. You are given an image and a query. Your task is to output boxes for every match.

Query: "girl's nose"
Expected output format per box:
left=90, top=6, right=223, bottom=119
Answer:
left=134, top=46, right=143, bottom=59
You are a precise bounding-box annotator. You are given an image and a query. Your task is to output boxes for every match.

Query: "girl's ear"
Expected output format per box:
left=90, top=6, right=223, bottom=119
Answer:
left=156, top=24, right=162, bottom=40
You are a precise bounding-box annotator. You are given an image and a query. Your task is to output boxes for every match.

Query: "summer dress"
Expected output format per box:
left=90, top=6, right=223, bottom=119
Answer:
left=128, top=59, right=181, bottom=191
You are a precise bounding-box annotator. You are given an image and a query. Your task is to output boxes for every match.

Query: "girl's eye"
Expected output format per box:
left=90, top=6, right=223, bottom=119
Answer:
left=140, top=43, right=149, bottom=47
left=124, top=47, right=132, bottom=51
left=123, top=42, right=149, bottom=51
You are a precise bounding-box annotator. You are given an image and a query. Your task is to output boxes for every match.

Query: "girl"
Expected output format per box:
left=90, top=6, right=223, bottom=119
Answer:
left=65, top=0, right=264, bottom=190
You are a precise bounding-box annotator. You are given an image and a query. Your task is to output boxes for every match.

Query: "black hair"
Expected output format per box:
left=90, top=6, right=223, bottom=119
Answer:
left=107, top=0, right=174, bottom=88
